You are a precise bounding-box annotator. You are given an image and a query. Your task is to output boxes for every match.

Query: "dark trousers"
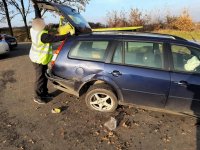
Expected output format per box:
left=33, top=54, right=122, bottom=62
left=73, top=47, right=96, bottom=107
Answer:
left=32, top=62, right=48, bottom=98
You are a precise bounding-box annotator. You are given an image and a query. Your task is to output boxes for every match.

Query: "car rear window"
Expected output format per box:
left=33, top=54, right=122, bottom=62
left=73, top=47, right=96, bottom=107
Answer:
left=69, top=41, right=109, bottom=61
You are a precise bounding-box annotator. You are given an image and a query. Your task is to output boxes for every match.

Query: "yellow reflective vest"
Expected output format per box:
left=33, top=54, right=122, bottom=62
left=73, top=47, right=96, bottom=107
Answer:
left=29, top=28, right=53, bottom=65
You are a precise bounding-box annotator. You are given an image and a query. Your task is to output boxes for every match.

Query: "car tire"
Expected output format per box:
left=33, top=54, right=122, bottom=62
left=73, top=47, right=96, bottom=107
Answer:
left=85, top=84, right=118, bottom=112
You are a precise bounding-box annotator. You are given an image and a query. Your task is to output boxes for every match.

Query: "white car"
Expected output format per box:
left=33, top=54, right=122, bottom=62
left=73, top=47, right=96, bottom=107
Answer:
left=0, top=39, right=10, bottom=55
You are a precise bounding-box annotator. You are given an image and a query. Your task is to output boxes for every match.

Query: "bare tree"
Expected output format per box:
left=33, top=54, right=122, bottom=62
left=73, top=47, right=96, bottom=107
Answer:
left=31, top=0, right=41, bottom=18
left=118, top=10, right=129, bottom=27
left=0, top=0, right=14, bottom=36
left=107, top=10, right=129, bottom=27
left=106, top=11, right=120, bottom=27
left=129, top=8, right=150, bottom=26
left=9, top=0, right=32, bottom=39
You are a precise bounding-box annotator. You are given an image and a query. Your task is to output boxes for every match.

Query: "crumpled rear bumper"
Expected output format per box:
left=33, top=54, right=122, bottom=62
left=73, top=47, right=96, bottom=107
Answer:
left=46, top=69, right=79, bottom=97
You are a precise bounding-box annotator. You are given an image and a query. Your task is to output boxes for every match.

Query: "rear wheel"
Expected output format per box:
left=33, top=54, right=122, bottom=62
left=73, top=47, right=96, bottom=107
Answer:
left=85, top=84, right=118, bottom=112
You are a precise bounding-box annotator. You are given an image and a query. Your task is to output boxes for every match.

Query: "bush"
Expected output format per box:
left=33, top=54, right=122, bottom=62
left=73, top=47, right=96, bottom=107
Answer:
left=106, top=8, right=195, bottom=31
left=172, top=10, right=194, bottom=31
left=106, top=10, right=129, bottom=27
left=129, top=8, right=150, bottom=26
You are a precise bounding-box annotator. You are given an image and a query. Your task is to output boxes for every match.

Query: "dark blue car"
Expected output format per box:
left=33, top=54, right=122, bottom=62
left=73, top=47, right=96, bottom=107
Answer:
left=39, top=2, right=200, bottom=116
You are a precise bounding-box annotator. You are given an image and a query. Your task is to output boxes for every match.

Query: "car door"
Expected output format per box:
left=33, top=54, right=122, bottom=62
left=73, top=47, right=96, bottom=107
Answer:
left=104, top=40, right=171, bottom=108
left=165, top=44, right=200, bottom=115
left=36, top=1, right=92, bottom=34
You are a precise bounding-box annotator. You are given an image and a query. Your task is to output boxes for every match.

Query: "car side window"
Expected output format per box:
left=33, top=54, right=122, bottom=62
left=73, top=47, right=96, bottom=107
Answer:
left=69, top=41, right=109, bottom=61
left=171, top=45, right=200, bottom=73
left=124, top=41, right=164, bottom=69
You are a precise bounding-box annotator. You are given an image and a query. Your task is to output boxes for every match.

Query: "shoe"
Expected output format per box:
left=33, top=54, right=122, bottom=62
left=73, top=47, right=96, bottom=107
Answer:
left=33, top=97, right=46, bottom=104
left=41, top=93, right=53, bottom=99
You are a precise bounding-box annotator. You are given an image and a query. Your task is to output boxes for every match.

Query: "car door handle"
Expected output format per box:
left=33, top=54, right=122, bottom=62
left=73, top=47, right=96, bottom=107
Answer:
left=175, top=80, right=188, bottom=87
left=110, top=70, right=122, bottom=77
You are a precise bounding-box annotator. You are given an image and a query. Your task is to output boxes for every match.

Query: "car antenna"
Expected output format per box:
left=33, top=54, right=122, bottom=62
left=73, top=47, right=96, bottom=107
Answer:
left=190, top=33, right=197, bottom=42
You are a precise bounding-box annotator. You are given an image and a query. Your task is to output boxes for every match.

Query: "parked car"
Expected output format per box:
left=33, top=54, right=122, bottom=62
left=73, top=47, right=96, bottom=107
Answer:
left=0, top=38, right=10, bottom=55
left=0, top=34, right=17, bottom=48
left=37, top=2, right=200, bottom=116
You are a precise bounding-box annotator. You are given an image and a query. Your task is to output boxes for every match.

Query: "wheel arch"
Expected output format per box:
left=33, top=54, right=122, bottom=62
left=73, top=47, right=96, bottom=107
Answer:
left=78, top=77, right=124, bottom=102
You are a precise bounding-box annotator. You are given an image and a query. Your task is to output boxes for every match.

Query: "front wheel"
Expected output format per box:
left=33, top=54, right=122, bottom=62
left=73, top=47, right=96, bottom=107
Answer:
left=85, top=84, right=118, bottom=112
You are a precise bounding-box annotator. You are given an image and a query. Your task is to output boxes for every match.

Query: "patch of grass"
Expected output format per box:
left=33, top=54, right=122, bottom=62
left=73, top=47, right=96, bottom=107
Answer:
left=154, top=29, right=200, bottom=41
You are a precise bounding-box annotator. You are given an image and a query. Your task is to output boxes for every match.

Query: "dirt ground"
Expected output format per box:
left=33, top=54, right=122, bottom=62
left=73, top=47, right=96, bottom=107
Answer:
left=0, top=43, right=200, bottom=150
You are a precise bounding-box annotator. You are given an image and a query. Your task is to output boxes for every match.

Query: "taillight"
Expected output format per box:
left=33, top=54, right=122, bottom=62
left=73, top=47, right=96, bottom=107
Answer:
left=51, top=40, right=66, bottom=67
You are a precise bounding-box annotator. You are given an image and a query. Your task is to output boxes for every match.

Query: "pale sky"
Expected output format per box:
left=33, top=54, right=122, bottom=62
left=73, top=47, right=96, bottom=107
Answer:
left=82, top=0, right=200, bottom=23
left=0, top=0, right=199, bottom=28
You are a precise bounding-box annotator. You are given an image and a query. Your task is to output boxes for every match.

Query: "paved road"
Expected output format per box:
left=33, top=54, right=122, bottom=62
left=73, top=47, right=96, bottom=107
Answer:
left=0, top=43, right=199, bottom=150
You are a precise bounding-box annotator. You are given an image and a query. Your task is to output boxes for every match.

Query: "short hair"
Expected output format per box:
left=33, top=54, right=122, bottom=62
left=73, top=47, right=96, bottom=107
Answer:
left=32, top=18, right=46, bottom=31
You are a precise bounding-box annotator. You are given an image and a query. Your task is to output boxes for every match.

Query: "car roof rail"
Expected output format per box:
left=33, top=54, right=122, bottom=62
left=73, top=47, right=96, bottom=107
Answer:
left=92, top=31, right=188, bottom=41
left=149, top=32, right=187, bottom=41
left=171, top=35, right=187, bottom=41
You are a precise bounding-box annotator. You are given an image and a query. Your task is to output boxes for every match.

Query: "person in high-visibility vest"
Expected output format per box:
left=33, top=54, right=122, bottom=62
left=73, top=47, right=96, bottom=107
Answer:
left=29, top=18, right=74, bottom=104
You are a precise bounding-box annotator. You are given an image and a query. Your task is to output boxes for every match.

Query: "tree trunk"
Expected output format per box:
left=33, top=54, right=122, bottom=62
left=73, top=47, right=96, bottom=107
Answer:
left=2, top=0, right=13, bottom=36
left=23, top=16, right=30, bottom=39
left=21, top=0, right=30, bottom=39
left=31, top=0, right=41, bottom=18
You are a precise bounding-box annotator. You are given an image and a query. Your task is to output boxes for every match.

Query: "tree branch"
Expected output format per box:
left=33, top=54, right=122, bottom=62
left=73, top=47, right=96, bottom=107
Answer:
left=9, top=0, right=23, bottom=17
left=25, top=0, right=31, bottom=17
left=10, top=12, right=20, bottom=20
left=0, top=12, right=6, bottom=16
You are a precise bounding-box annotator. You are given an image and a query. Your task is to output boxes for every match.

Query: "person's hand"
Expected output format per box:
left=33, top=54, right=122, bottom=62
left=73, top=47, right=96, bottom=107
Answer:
left=45, top=23, right=53, bottom=30
left=69, top=28, right=75, bottom=36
